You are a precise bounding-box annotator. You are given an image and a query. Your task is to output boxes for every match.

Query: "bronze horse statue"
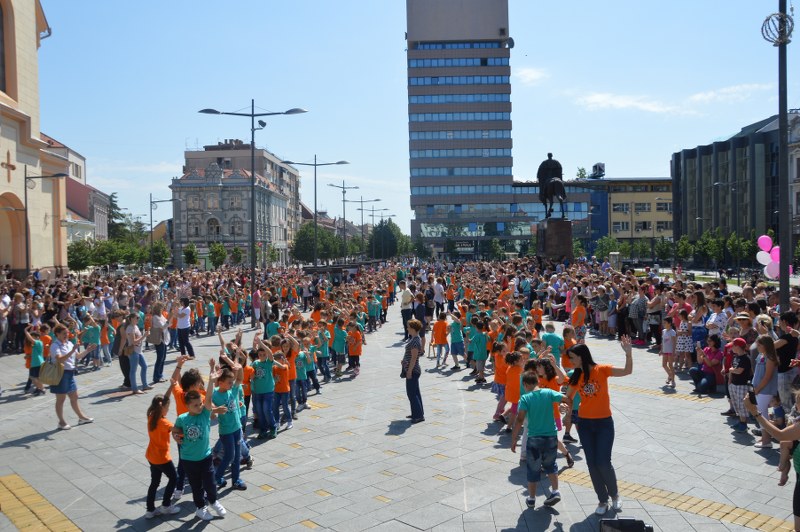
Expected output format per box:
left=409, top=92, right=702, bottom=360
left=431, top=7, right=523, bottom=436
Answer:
left=537, top=153, right=567, bottom=219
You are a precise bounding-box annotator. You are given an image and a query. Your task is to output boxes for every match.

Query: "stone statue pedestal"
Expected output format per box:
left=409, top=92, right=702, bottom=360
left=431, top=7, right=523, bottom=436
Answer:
left=537, top=219, right=574, bottom=260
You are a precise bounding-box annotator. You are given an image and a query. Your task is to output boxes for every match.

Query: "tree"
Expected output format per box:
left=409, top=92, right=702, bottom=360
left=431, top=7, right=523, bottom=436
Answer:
left=414, top=237, right=432, bottom=259
left=368, top=220, right=399, bottom=259
left=654, top=237, right=672, bottom=262
left=183, top=242, right=198, bottom=267
left=443, top=238, right=457, bottom=258
left=67, top=239, right=94, bottom=273
left=618, top=241, right=631, bottom=259
left=92, top=239, right=121, bottom=267
left=572, top=238, right=586, bottom=258
left=697, top=229, right=724, bottom=270
left=633, top=239, right=650, bottom=261
left=576, top=167, right=587, bottom=180
left=208, top=242, right=227, bottom=269
left=675, top=235, right=694, bottom=264
left=267, top=244, right=279, bottom=264
left=150, top=240, right=170, bottom=268
left=727, top=232, right=747, bottom=270
left=489, top=238, right=504, bottom=260
left=229, top=246, right=243, bottom=265
left=594, top=235, right=620, bottom=260
left=107, top=192, right=127, bottom=241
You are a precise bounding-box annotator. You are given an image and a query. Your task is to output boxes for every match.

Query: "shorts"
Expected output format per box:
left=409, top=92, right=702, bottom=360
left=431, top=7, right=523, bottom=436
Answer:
left=50, top=370, right=77, bottom=395
left=475, top=359, right=486, bottom=372
left=661, top=352, right=674, bottom=357
left=29, top=366, right=41, bottom=378
left=525, top=435, right=558, bottom=482
left=491, top=382, right=506, bottom=400
left=598, top=310, right=608, bottom=321
left=450, top=342, right=465, bottom=356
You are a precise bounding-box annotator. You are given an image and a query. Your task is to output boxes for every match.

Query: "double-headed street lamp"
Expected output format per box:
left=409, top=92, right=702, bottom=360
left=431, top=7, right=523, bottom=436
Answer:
left=24, top=166, right=68, bottom=274
left=328, top=180, right=359, bottom=262
left=150, top=195, right=182, bottom=271
left=280, top=156, right=349, bottom=266
left=199, top=100, right=306, bottom=327
left=344, top=196, right=380, bottom=257
left=357, top=205, right=389, bottom=258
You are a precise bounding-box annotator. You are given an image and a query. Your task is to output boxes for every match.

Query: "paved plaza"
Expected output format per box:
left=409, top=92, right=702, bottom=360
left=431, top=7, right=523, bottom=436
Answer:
left=0, top=306, right=796, bottom=531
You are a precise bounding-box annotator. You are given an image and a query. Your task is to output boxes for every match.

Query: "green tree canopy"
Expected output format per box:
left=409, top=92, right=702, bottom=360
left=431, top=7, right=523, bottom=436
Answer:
left=229, top=246, right=243, bottom=265
left=675, top=235, right=694, bottom=263
left=654, top=237, right=672, bottom=262
left=208, top=242, right=227, bottom=269
left=183, top=242, right=198, bottom=267
left=594, top=235, right=620, bottom=260
left=149, top=240, right=171, bottom=268
left=67, top=240, right=94, bottom=272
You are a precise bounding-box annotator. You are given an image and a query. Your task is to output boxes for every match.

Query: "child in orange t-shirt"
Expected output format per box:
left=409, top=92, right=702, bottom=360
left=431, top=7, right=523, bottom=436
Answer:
left=272, top=354, right=292, bottom=428
left=144, top=379, right=179, bottom=518
left=491, top=342, right=509, bottom=421
left=502, top=351, right=524, bottom=433
left=347, top=322, right=363, bottom=374
left=431, top=313, right=450, bottom=367
left=561, top=326, right=577, bottom=370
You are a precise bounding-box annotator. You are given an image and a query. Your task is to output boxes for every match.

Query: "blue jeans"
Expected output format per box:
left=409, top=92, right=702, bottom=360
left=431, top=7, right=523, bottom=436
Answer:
left=167, top=328, right=178, bottom=349
left=289, top=380, right=297, bottom=415
left=177, top=328, right=195, bottom=357
left=318, top=357, right=331, bottom=380
left=526, top=436, right=558, bottom=482
left=208, top=316, right=216, bottom=335
left=576, top=416, right=618, bottom=504
left=688, top=367, right=716, bottom=394
left=152, top=343, right=167, bottom=382
left=214, top=429, right=241, bottom=484
left=129, top=351, right=148, bottom=391
left=435, top=344, right=450, bottom=365
left=296, top=379, right=308, bottom=405
left=405, top=373, right=424, bottom=420
left=252, top=392, right=274, bottom=432
left=273, top=392, right=291, bottom=423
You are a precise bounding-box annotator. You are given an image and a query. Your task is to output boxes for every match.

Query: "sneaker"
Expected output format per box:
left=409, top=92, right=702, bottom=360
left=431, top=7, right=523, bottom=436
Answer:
left=210, top=501, right=226, bottom=517
left=286, top=422, right=293, bottom=430
left=195, top=507, right=213, bottom=521
left=232, top=480, right=247, bottom=491
left=562, top=433, right=577, bottom=443
left=720, top=409, right=736, bottom=417
left=245, top=457, right=254, bottom=469
left=57, top=423, right=71, bottom=431
left=257, top=431, right=268, bottom=440
left=171, top=487, right=184, bottom=501
left=145, top=509, right=158, bottom=519
left=751, top=428, right=763, bottom=437
left=524, top=496, right=536, bottom=508
left=754, top=442, right=773, bottom=449
left=544, top=491, right=561, bottom=507
left=160, top=505, right=181, bottom=515
left=733, top=421, right=748, bottom=433
left=611, top=497, right=622, bottom=512
left=77, top=417, right=94, bottom=425
left=268, top=428, right=278, bottom=440
left=292, top=414, right=298, bottom=420
left=216, top=479, right=227, bottom=489
left=595, top=503, right=609, bottom=515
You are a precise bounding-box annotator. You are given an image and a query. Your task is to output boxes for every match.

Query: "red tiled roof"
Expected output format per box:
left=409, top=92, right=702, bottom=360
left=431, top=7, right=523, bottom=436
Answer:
left=179, top=167, right=283, bottom=194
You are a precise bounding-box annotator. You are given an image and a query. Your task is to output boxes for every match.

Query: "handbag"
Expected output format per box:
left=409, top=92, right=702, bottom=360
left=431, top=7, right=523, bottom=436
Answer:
left=39, top=359, right=64, bottom=386
left=147, top=326, right=163, bottom=345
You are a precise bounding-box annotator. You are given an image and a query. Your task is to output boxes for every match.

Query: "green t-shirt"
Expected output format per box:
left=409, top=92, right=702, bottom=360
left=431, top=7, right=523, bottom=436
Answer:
left=305, top=347, right=317, bottom=372
left=212, top=384, right=242, bottom=435
left=541, top=332, right=565, bottom=358
left=519, top=388, right=563, bottom=437
left=175, top=408, right=212, bottom=461
left=566, top=370, right=581, bottom=410
left=31, top=340, right=44, bottom=368
left=266, top=321, right=280, bottom=338
left=295, top=352, right=309, bottom=381
left=470, top=332, right=489, bottom=361
left=251, top=359, right=275, bottom=394
left=318, top=330, right=330, bottom=357
left=333, top=327, right=347, bottom=352
left=450, top=321, right=464, bottom=343
left=82, top=325, right=100, bottom=346
left=221, top=300, right=231, bottom=316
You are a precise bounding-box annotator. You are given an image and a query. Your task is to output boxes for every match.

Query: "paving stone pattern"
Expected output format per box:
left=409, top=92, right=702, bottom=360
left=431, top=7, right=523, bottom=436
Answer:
left=0, top=306, right=794, bottom=531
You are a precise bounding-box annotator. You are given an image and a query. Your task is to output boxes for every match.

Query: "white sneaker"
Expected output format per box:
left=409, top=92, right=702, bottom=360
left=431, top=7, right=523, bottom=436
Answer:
left=210, top=500, right=227, bottom=517
left=171, top=487, right=184, bottom=501
left=595, top=503, right=609, bottom=515
left=195, top=507, right=213, bottom=521
left=611, top=497, right=622, bottom=512
left=161, top=505, right=181, bottom=515
left=144, top=510, right=158, bottom=519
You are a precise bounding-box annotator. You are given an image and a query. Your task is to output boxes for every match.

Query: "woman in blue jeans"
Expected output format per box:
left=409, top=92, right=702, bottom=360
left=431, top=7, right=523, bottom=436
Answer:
left=403, top=319, right=424, bottom=423
left=566, top=337, right=633, bottom=516
left=125, top=312, right=150, bottom=395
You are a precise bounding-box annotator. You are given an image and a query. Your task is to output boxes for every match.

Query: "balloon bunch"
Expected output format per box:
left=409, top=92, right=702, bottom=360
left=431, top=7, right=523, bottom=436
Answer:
left=756, top=234, right=792, bottom=279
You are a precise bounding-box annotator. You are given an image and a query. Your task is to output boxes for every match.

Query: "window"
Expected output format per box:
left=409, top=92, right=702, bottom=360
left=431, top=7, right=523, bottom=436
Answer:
left=632, top=185, right=648, bottom=192
left=408, top=76, right=511, bottom=87
left=190, top=223, right=199, bottom=237
left=651, top=185, right=670, bottom=192
left=207, top=218, right=220, bottom=237
left=609, top=185, right=629, bottom=192
left=230, top=217, right=244, bottom=236
left=188, top=196, right=201, bottom=210
left=656, top=221, right=673, bottom=231
left=611, top=203, right=629, bottom=213
left=634, top=221, right=652, bottom=232
left=71, top=163, right=82, bottom=180
left=229, top=195, right=242, bottom=209
left=612, top=222, right=629, bottom=232
left=634, top=203, right=651, bottom=213
left=656, top=202, right=673, bottom=212
left=208, top=196, right=219, bottom=210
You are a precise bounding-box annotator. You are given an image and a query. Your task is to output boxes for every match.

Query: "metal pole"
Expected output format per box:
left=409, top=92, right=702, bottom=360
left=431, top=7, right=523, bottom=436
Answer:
left=250, top=99, right=257, bottom=327
left=371, top=207, right=376, bottom=258
left=342, top=182, right=346, bottom=261
left=24, top=165, right=29, bottom=274
left=778, top=0, right=791, bottom=309
left=314, top=154, right=318, bottom=266
left=360, top=197, right=365, bottom=256
left=149, top=193, right=154, bottom=272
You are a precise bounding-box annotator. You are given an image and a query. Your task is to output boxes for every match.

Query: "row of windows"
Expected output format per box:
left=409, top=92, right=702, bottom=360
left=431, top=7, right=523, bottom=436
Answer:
left=409, top=76, right=510, bottom=86
left=611, top=202, right=673, bottom=213
left=409, top=93, right=510, bottom=104
left=409, top=57, right=509, bottom=68
left=611, top=221, right=673, bottom=232
left=411, top=185, right=591, bottom=195
left=186, top=195, right=242, bottom=210
left=410, top=149, right=512, bottom=159
left=410, top=112, right=511, bottom=122
left=608, top=184, right=670, bottom=192
left=409, top=129, right=511, bottom=140
left=419, top=222, right=534, bottom=238
left=415, top=42, right=501, bottom=50
left=417, top=202, right=588, bottom=216
left=411, top=167, right=513, bottom=177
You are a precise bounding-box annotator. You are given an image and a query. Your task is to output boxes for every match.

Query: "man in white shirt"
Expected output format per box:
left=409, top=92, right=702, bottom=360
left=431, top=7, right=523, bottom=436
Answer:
left=399, top=280, right=414, bottom=340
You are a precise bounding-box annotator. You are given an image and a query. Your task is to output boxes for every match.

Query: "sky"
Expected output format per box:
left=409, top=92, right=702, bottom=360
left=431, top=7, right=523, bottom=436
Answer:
left=38, top=1, right=798, bottom=233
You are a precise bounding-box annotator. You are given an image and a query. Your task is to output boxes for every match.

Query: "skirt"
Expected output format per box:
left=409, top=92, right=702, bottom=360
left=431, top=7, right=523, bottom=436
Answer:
left=50, top=369, right=77, bottom=394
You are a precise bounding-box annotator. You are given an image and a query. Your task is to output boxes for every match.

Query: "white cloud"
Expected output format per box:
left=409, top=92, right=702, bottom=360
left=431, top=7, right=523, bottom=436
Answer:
left=575, top=92, right=680, bottom=114
left=514, top=67, right=549, bottom=86
left=688, top=83, right=773, bottom=104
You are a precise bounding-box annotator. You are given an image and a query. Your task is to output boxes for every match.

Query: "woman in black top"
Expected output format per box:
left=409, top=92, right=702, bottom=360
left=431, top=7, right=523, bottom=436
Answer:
left=775, top=312, right=799, bottom=412
left=403, top=319, right=424, bottom=423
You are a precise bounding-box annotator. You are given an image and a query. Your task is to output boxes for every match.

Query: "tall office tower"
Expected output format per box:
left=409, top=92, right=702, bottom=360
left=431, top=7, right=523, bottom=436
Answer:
left=406, top=0, right=513, bottom=253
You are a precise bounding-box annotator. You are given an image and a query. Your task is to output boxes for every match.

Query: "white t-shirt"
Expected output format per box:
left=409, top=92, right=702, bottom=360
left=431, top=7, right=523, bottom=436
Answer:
left=661, top=328, right=677, bottom=354
left=177, top=306, right=192, bottom=329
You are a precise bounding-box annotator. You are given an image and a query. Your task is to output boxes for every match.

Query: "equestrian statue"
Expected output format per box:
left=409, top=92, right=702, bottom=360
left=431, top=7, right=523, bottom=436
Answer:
left=536, top=153, right=567, bottom=219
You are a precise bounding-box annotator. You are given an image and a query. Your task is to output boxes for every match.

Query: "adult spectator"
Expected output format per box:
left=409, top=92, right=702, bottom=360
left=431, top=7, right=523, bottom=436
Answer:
left=49, top=324, right=96, bottom=430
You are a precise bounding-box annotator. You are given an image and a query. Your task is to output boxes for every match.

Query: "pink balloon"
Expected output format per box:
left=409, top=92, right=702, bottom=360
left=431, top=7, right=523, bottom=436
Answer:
left=792, top=265, right=795, bottom=275
left=770, top=246, right=781, bottom=262
left=766, top=261, right=780, bottom=279
left=758, top=235, right=773, bottom=252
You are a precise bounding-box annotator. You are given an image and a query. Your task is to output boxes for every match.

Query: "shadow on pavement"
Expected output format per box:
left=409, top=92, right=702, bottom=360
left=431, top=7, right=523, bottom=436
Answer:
left=0, top=428, right=59, bottom=449
left=386, top=419, right=412, bottom=436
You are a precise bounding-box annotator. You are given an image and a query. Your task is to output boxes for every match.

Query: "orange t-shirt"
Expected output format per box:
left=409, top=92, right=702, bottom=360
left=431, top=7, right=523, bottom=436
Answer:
left=348, top=330, right=363, bottom=356
left=24, top=340, right=32, bottom=368
left=446, top=287, right=455, bottom=301
left=173, top=383, right=206, bottom=417
left=195, top=300, right=204, bottom=317
left=286, top=348, right=298, bottom=380
left=432, top=321, right=448, bottom=345
left=229, top=298, right=239, bottom=313
left=562, top=337, right=577, bottom=369
left=145, top=417, right=173, bottom=465
left=487, top=330, right=500, bottom=354
left=310, top=310, right=321, bottom=323
left=100, top=325, right=110, bottom=345
left=531, top=308, right=543, bottom=325
left=319, top=289, right=327, bottom=302
left=41, top=335, right=52, bottom=357
left=242, top=365, right=255, bottom=396
left=569, top=364, right=613, bottom=419
left=572, top=306, right=587, bottom=327
left=273, top=364, right=290, bottom=393
left=213, top=302, right=222, bottom=318
left=493, top=352, right=508, bottom=384
left=505, top=365, right=522, bottom=403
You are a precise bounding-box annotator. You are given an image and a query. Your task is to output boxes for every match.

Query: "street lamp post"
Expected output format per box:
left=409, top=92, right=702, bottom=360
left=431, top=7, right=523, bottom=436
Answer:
left=150, top=195, right=181, bottom=271
left=24, top=166, right=68, bottom=275
left=345, top=196, right=380, bottom=258
left=200, top=100, right=306, bottom=327
left=280, top=156, right=349, bottom=266
left=357, top=206, right=389, bottom=259
left=328, top=180, right=359, bottom=262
